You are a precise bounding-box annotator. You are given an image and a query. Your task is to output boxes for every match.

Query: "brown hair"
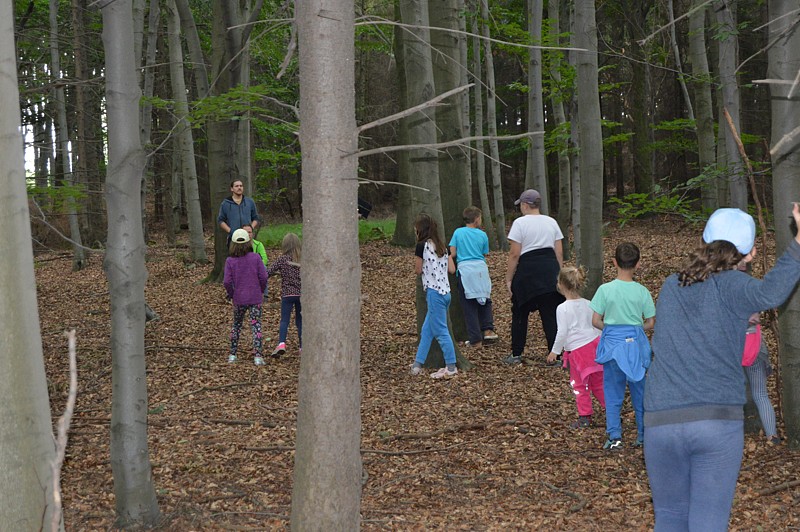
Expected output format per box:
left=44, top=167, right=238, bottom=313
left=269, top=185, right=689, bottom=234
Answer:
left=462, top=206, right=482, bottom=225
left=229, top=240, right=252, bottom=257
left=282, top=232, right=302, bottom=263
left=414, top=213, right=447, bottom=257
left=615, top=242, right=641, bottom=270
left=678, top=240, right=743, bottom=286
left=558, top=266, right=587, bottom=295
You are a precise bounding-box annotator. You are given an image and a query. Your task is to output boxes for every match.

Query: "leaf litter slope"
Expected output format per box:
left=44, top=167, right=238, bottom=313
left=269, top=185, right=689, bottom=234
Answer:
left=37, top=218, right=798, bottom=530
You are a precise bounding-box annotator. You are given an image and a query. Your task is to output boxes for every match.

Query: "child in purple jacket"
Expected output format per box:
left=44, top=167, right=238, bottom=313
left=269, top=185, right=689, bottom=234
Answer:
left=224, top=228, right=268, bottom=365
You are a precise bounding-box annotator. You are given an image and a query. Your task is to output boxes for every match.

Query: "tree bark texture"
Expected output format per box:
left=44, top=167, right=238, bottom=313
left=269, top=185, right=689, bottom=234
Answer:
left=714, top=0, right=746, bottom=208
left=769, top=0, right=800, bottom=449
left=166, top=0, right=208, bottom=263
left=101, top=0, right=161, bottom=526
left=574, top=0, right=603, bottom=297
left=480, top=0, right=508, bottom=250
left=0, top=3, right=60, bottom=526
left=525, top=0, right=548, bottom=212
left=290, top=1, right=362, bottom=529
left=547, top=0, right=571, bottom=258
left=50, top=0, right=86, bottom=270
left=688, top=0, right=717, bottom=211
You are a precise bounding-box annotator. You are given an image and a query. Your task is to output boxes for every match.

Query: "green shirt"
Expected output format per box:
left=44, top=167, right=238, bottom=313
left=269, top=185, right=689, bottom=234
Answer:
left=252, top=239, right=268, bottom=266
left=590, top=279, right=655, bottom=326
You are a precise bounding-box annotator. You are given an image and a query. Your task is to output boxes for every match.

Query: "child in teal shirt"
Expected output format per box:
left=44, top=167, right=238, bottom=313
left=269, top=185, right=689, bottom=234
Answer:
left=591, top=242, right=655, bottom=450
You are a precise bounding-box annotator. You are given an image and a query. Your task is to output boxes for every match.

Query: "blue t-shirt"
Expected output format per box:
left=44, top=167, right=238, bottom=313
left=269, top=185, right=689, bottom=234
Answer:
left=590, top=279, right=655, bottom=326
left=448, top=226, right=489, bottom=264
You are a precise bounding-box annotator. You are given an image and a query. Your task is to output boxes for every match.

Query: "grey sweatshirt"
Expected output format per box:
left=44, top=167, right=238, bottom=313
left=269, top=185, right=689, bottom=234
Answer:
left=644, top=239, right=800, bottom=427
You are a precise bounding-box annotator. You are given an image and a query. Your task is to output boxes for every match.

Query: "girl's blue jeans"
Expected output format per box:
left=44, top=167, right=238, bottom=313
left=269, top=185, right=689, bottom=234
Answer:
left=645, top=419, right=743, bottom=532
left=279, top=296, right=302, bottom=346
left=415, top=289, right=456, bottom=366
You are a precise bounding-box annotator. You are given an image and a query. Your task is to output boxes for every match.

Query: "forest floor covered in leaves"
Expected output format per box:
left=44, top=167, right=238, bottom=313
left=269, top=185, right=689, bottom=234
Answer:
left=37, top=216, right=799, bottom=530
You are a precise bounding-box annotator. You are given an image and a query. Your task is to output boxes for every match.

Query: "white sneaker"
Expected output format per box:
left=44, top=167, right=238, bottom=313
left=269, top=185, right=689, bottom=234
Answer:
left=430, top=367, right=458, bottom=379
left=228, top=354, right=237, bottom=363
left=409, top=364, right=423, bottom=376
left=254, top=356, right=266, bottom=366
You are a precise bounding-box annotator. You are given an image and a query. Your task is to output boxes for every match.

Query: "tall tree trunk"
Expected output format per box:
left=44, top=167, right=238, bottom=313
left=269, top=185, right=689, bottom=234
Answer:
left=625, top=0, right=654, bottom=196
left=480, top=0, right=508, bottom=250
left=101, top=0, right=161, bottom=526
left=525, top=0, right=548, bottom=212
left=391, top=0, right=416, bottom=247
left=50, top=0, right=86, bottom=270
left=714, top=0, right=746, bottom=208
left=667, top=0, right=694, bottom=121
left=175, top=0, right=210, bottom=97
left=72, top=0, right=103, bottom=246
left=568, top=6, right=581, bottom=263
left=470, top=4, right=497, bottom=249
left=290, top=1, right=362, bottom=529
left=688, top=0, right=717, bottom=211
left=167, top=0, right=208, bottom=262
left=429, top=0, right=470, bottom=341
left=547, top=0, right=571, bottom=259
left=457, top=0, right=472, bottom=195
left=0, top=5, right=61, bottom=524
left=574, top=0, right=603, bottom=297
left=429, top=0, right=470, bottom=239
left=769, top=0, right=800, bottom=449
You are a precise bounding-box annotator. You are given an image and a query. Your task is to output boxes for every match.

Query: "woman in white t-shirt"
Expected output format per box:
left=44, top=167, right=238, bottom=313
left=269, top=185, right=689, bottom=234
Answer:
left=409, top=213, right=458, bottom=379
left=504, top=189, right=564, bottom=365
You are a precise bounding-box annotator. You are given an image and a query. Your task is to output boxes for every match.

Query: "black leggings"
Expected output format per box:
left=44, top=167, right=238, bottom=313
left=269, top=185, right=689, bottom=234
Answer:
left=510, top=291, right=564, bottom=357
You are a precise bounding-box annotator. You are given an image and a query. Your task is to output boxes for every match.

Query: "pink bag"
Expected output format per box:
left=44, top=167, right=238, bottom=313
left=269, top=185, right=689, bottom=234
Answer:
left=742, top=324, right=761, bottom=366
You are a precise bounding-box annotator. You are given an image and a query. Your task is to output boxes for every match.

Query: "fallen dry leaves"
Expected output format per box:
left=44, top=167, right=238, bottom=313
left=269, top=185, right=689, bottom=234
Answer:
left=36, top=216, right=799, bottom=530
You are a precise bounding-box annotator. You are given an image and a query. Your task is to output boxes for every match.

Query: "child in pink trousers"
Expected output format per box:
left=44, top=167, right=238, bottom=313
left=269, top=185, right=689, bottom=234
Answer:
left=546, top=266, right=605, bottom=428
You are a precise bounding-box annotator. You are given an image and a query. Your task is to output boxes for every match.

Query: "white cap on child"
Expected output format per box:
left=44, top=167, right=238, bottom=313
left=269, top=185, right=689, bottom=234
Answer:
left=702, top=208, right=755, bottom=255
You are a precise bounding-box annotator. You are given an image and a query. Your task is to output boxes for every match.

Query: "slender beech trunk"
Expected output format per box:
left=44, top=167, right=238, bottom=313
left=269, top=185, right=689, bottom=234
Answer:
left=714, top=0, right=746, bottom=208
left=470, top=4, right=497, bottom=249
left=574, top=0, right=603, bottom=296
left=689, top=0, right=717, bottom=211
left=525, top=0, right=548, bottom=212
left=547, top=0, right=571, bottom=259
left=667, top=0, right=694, bottom=121
left=769, top=0, right=800, bottom=449
left=291, top=1, right=362, bottom=528
left=167, top=0, right=208, bottom=262
left=480, top=0, right=508, bottom=250
left=101, top=0, right=161, bottom=525
left=0, top=4, right=60, bottom=524
left=50, top=0, right=86, bottom=270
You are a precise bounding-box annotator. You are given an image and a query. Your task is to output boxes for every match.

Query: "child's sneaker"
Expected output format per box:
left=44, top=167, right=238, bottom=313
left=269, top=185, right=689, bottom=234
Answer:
left=502, top=355, right=522, bottom=365
left=271, top=342, right=286, bottom=358
left=632, top=436, right=644, bottom=448
left=603, top=438, right=623, bottom=451
left=409, top=364, right=423, bottom=376
left=569, top=415, right=592, bottom=429
left=254, top=356, right=266, bottom=366
left=228, top=354, right=237, bottom=363
left=483, top=331, right=499, bottom=343
left=430, top=367, right=458, bottom=379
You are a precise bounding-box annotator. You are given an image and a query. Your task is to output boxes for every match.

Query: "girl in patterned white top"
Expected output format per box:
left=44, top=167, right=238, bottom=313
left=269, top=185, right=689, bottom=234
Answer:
left=410, top=213, right=458, bottom=378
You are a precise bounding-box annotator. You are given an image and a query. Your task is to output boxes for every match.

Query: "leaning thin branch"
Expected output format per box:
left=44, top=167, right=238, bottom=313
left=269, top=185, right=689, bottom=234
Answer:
left=737, top=17, right=800, bottom=74
left=30, top=200, right=97, bottom=253
left=277, top=21, right=297, bottom=80
left=357, top=15, right=585, bottom=53
left=638, top=0, right=713, bottom=46
left=350, top=131, right=543, bottom=159
left=751, top=8, right=800, bottom=32
left=357, top=84, right=473, bottom=133
left=769, top=123, right=800, bottom=160
left=50, top=330, right=78, bottom=532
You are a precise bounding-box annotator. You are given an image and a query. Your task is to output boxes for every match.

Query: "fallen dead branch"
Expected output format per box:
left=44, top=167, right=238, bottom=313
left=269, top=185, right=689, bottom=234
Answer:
left=758, top=479, right=800, bottom=496
left=542, top=481, right=589, bottom=513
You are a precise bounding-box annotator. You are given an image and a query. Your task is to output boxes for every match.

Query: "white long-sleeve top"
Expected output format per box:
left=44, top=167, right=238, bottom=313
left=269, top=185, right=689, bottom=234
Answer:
left=551, top=298, right=601, bottom=354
